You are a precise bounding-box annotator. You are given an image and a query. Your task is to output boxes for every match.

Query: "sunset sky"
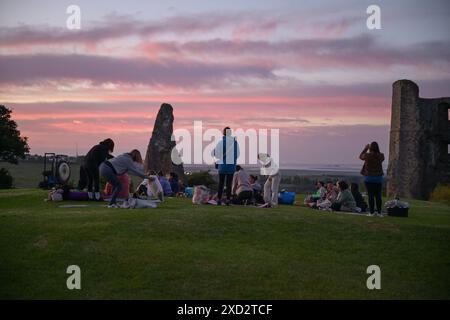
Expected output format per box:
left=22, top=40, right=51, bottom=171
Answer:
left=1, top=0, right=449, bottom=165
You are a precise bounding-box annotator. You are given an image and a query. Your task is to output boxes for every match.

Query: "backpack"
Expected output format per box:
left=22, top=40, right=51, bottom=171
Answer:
left=47, top=188, right=64, bottom=202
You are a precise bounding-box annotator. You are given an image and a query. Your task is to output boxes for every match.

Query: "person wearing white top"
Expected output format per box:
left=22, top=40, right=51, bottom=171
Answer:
left=258, top=153, right=281, bottom=207
left=138, top=176, right=164, bottom=202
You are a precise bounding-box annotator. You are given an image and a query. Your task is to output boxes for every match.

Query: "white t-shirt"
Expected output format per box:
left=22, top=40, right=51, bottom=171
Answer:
left=258, top=154, right=279, bottom=176
left=139, top=176, right=163, bottom=200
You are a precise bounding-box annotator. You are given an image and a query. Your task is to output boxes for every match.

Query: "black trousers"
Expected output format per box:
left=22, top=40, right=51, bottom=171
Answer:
left=233, top=190, right=253, bottom=205
left=85, top=164, right=100, bottom=193
left=218, top=173, right=233, bottom=201
left=365, top=182, right=382, bottom=214
left=77, top=165, right=88, bottom=190
left=253, top=190, right=265, bottom=204
left=331, top=202, right=341, bottom=211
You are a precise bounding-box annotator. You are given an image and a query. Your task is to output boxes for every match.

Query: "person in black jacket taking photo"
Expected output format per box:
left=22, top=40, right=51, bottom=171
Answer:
left=84, top=138, right=115, bottom=200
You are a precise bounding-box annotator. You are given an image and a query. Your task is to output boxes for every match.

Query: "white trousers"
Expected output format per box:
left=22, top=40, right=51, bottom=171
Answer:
left=264, top=174, right=281, bottom=206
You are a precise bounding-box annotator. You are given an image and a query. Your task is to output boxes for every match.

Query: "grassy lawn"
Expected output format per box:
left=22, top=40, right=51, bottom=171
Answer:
left=0, top=188, right=449, bottom=299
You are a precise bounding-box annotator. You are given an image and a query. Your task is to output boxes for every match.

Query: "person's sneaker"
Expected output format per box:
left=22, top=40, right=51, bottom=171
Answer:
left=108, top=204, right=119, bottom=208
left=377, top=213, right=384, bottom=217
left=94, top=192, right=102, bottom=201
left=87, top=192, right=94, bottom=200
left=367, top=213, right=375, bottom=217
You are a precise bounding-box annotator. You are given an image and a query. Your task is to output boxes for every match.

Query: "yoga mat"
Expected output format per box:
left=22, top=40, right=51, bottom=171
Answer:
left=58, top=204, right=108, bottom=208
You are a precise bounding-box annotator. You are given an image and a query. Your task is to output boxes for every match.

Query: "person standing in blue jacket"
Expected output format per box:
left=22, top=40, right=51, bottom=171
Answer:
left=213, top=127, right=240, bottom=205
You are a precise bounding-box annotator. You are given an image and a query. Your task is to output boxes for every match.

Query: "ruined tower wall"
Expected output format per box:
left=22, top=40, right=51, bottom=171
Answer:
left=387, top=79, right=450, bottom=199
left=418, top=98, right=450, bottom=197
left=387, top=80, right=423, bottom=199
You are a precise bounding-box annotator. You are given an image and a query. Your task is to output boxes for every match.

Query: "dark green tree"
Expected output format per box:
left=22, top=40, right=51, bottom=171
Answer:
left=186, top=171, right=216, bottom=187
left=0, top=105, right=30, bottom=164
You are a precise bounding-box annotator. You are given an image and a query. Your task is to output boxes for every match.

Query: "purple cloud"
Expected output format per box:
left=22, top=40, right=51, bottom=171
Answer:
left=0, top=12, right=281, bottom=47
left=0, top=54, right=275, bottom=86
left=140, top=35, right=450, bottom=70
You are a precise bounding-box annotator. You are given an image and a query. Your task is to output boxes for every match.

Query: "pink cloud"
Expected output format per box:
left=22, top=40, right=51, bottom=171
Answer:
left=136, top=35, right=450, bottom=71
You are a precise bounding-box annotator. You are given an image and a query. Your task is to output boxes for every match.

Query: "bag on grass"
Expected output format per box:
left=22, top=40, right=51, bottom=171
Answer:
left=66, top=191, right=89, bottom=201
left=192, top=185, right=209, bottom=204
left=385, top=198, right=409, bottom=217
left=278, top=191, right=296, bottom=205
left=185, top=187, right=194, bottom=198
left=47, top=188, right=64, bottom=202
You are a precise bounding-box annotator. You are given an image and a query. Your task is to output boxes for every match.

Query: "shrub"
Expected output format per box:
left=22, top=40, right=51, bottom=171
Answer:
left=186, top=171, right=216, bottom=187
left=0, top=168, right=13, bottom=189
left=430, top=184, right=450, bottom=205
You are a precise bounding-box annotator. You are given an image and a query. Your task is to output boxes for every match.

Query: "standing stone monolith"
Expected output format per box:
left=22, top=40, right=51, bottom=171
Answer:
left=144, top=103, right=185, bottom=181
left=387, top=79, right=450, bottom=200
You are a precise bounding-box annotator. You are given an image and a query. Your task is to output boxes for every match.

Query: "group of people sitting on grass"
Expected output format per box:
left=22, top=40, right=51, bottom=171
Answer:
left=304, top=180, right=368, bottom=213
left=304, top=141, right=385, bottom=216
left=212, top=127, right=280, bottom=207
left=135, top=170, right=185, bottom=200
left=78, top=125, right=384, bottom=214
left=216, top=165, right=265, bottom=206
left=78, top=126, right=280, bottom=208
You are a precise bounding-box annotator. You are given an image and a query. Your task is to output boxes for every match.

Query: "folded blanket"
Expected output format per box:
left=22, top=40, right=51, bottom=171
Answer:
left=121, top=198, right=157, bottom=209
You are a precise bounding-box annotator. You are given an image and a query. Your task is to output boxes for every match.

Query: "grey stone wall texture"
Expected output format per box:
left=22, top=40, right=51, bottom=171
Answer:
left=387, top=79, right=450, bottom=199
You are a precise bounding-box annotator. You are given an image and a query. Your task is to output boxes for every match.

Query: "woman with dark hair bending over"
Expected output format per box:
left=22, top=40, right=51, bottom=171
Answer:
left=84, top=138, right=115, bottom=201
left=359, top=142, right=385, bottom=216
left=99, top=149, right=147, bottom=208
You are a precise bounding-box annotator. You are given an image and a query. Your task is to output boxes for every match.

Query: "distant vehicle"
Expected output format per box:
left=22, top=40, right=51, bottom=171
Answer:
left=38, top=153, right=71, bottom=189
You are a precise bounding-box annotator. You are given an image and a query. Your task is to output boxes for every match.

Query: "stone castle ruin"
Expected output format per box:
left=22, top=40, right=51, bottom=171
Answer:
left=387, top=79, right=450, bottom=200
left=144, top=103, right=185, bottom=181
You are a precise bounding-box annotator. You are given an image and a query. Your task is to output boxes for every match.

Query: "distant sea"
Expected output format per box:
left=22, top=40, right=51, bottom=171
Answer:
left=184, top=163, right=387, bottom=175
left=282, top=163, right=363, bottom=173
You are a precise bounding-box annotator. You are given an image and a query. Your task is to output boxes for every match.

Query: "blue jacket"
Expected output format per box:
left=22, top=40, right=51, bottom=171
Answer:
left=213, top=136, right=240, bottom=174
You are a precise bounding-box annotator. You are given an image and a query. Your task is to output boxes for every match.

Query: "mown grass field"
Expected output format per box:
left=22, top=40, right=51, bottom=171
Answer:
left=0, top=188, right=449, bottom=299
